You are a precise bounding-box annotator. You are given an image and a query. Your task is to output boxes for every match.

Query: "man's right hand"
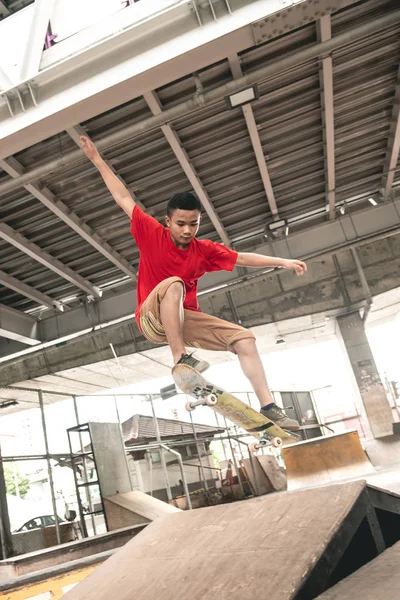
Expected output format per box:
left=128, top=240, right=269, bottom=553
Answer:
left=80, top=135, right=101, bottom=163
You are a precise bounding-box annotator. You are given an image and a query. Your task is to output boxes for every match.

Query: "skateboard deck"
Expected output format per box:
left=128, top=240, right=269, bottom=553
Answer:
left=172, top=364, right=298, bottom=447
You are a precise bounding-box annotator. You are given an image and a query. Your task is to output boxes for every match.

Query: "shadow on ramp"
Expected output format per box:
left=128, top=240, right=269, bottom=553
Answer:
left=316, top=540, right=400, bottom=599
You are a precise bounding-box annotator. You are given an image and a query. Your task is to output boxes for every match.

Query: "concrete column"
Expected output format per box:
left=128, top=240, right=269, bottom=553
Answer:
left=337, top=311, right=393, bottom=439
left=0, top=445, right=13, bottom=558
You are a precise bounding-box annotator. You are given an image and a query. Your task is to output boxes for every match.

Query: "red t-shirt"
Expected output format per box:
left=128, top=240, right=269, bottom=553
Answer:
left=130, top=205, right=238, bottom=327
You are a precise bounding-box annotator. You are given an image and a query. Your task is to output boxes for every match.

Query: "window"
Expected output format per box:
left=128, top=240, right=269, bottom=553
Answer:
left=42, top=515, right=56, bottom=527
left=179, top=443, right=207, bottom=459
left=22, top=518, right=41, bottom=531
left=190, top=443, right=206, bottom=457
left=150, top=450, right=161, bottom=463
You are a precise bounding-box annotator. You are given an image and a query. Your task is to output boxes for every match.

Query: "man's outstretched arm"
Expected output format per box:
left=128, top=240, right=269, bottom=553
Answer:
left=236, top=252, right=307, bottom=276
left=80, top=136, right=136, bottom=218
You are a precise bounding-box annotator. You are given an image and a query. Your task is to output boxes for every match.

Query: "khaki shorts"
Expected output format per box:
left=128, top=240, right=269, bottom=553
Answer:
left=139, top=277, right=255, bottom=353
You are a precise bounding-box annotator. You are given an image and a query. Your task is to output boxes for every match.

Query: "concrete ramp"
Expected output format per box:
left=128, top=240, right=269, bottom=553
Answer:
left=64, top=481, right=400, bottom=600
left=104, top=491, right=180, bottom=530
left=282, top=430, right=374, bottom=490
left=316, top=541, right=400, bottom=599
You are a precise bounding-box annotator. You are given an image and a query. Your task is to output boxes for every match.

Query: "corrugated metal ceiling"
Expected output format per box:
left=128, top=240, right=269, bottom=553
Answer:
left=0, top=0, right=399, bottom=318
left=0, top=0, right=33, bottom=19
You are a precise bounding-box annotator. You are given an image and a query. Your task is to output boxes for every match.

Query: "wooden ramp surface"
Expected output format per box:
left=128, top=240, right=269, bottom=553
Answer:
left=282, top=430, right=374, bottom=490
left=257, top=454, right=287, bottom=491
left=106, top=491, right=180, bottom=520
left=65, top=481, right=370, bottom=600
left=104, top=491, right=180, bottom=530
left=316, top=541, right=400, bottom=599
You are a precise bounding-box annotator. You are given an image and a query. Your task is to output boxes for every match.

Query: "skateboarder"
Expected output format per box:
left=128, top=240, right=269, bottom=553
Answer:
left=80, top=136, right=307, bottom=431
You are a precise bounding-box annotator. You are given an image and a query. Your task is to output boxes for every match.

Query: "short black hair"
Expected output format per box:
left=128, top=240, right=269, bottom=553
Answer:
left=167, top=192, right=202, bottom=217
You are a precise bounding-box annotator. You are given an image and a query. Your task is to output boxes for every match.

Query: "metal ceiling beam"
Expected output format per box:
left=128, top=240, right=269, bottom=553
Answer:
left=1, top=7, right=398, bottom=196
left=0, top=303, right=40, bottom=346
left=228, top=54, right=278, bottom=217
left=382, top=66, right=400, bottom=202
left=4, top=193, right=400, bottom=348
left=0, top=269, right=63, bottom=312
left=0, top=1, right=10, bottom=17
left=143, top=90, right=231, bottom=246
left=317, top=15, right=336, bottom=220
left=19, top=0, right=54, bottom=82
left=0, top=156, right=137, bottom=281
left=0, top=214, right=399, bottom=366
left=0, top=0, right=289, bottom=155
left=0, top=0, right=365, bottom=159
left=0, top=222, right=102, bottom=298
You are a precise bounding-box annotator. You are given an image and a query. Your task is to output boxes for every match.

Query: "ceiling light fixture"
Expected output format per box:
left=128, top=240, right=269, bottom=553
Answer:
left=225, top=85, right=259, bottom=109
left=0, top=399, right=18, bottom=409
left=268, top=218, right=287, bottom=232
left=160, top=384, right=177, bottom=400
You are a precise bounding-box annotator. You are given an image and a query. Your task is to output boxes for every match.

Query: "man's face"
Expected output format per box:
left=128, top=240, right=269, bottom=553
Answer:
left=165, top=209, right=201, bottom=248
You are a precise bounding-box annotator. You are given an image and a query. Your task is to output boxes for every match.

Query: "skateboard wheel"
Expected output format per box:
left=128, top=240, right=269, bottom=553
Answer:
left=205, top=394, right=218, bottom=407
left=185, top=402, right=196, bottom=412
left=249, top=443, right=258, bottom=454
left=271, top=437, right=283, bottom=448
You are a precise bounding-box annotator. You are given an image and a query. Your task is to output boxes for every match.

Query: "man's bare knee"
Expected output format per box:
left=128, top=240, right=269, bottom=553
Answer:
left=233, top=337, right=257, bottom=355
left=163, top=281, right=184, bottom=302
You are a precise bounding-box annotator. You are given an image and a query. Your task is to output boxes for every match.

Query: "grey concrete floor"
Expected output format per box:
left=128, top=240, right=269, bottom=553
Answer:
left=365, top=463, right=400, bottom=495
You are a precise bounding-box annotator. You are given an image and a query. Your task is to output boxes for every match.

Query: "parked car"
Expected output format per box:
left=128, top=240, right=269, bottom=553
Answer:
left=14, top=514, right=64, bottom=532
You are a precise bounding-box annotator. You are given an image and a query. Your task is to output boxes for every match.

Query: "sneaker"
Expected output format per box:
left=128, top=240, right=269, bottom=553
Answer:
left=177, top=353, right=209, bottom=373
left=261, top=404, right=300, bottom=431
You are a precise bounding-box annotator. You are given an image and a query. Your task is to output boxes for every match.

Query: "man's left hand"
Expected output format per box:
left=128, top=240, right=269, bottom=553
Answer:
left=282, top=259, right=307, bottom=276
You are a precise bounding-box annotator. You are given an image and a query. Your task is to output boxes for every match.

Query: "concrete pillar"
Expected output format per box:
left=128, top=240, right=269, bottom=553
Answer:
left=0, top=445, right=13, bottom=558
left=337, top=311, right=393, bottom=439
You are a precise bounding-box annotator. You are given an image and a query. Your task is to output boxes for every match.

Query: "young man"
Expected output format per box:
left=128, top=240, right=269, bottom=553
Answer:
left=80, top=136, right=307, bottom=430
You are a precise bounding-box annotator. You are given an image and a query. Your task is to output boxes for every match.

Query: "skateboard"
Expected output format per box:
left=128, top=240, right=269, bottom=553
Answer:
left=172, top=364, right=299, bottom=450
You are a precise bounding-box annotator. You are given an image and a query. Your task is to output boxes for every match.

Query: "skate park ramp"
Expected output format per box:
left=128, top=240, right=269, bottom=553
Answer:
left=104, top=491, right=180, bottom=530
left=316, top=541, right=400, bottom=599
left=64, top=481, right=400, bottom=600
left=282, top=430, right=374, bottom=490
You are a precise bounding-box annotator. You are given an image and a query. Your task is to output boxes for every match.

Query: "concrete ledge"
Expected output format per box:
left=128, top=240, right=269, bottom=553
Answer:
left=0, top=549, right=114, bottom=593
left=0, top=524, right=147, bottom=581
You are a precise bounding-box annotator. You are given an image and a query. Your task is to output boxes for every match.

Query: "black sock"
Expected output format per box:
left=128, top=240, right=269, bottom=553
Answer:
left=262, top=403, right=275, bottom=411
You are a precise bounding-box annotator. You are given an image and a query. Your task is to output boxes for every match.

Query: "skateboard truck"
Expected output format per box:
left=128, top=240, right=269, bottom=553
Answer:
left=249, top=436, right=283, bottom=453
left=185, top=393, right=218, bottom=412
left=251, top=427, right=302, bottom=451
left=250, top=430, right=301, bottom=453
